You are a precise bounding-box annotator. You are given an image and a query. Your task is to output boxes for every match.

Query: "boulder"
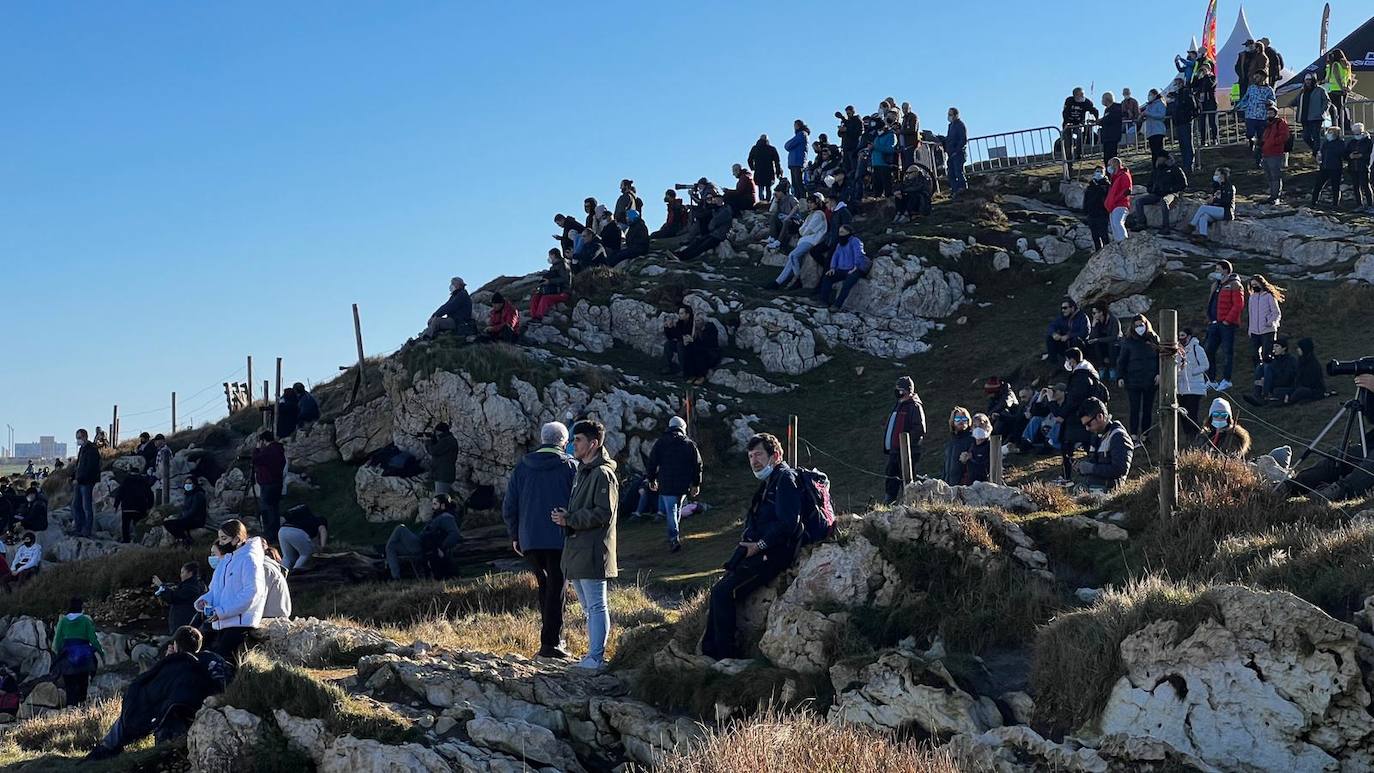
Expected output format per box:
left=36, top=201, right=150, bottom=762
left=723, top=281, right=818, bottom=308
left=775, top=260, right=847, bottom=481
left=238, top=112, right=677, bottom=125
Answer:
left=466, top=716, right=585, bottom=773
left=354, top=465, right=429, bottom=523
left=1066, top=234, right=1170, bottom=303
left=1108, top=294, right=1152, bottom=318
left=1352, top=254, right=1374, bottom=285
left=1061, top=181, right=1087, bottom=210
left=18, top=681, right=64, bottom=720
left=47, top=535, right=126, bottom=563
left=1035, top=235, right=1077, bottom=264
left=334, top=396, right=395, bottom=462
left=734, top=307, right=823, bottom=375
left=902, top=478, right=1034, bottom=513
left=111, top=455, right=147, bottom=475
left=829, top=651, right=1002, bottom=736
left=0, top=617, right=52, bottom=681
left=186, top=706, right=266, bottom=772
left=944, top=726, right=1111, bottom=773
left=899, top=269, right=966, bottom=318
left=318, top=735, right=453, bottom=773
left=992, top=251, right=1011, bottom=271
left=274, top=710, right=331, bottom=761
left=255, top=617, right=400, bottom=667
left=707, top=368, right=790, bottom=395
left=1096, top=586, right=1374, bottom=771
left=284, top=424, right=341, bottom=470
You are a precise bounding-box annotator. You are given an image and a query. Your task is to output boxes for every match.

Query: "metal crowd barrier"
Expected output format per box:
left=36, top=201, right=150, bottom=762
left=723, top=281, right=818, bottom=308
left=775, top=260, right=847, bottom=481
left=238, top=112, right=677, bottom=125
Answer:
left=953, top=126, right=1070, bottom=180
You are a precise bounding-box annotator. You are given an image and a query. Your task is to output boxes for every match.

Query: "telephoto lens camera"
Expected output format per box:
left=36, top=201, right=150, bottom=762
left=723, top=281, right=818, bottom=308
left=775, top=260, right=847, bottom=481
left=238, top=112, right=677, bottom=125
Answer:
left=1327, top=357, right=1374, bottom=377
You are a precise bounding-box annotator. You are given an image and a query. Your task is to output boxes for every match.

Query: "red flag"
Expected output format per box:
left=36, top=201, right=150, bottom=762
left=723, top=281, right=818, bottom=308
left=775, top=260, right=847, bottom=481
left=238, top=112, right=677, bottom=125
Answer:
left=1201, top=0, right=1219, bottom=63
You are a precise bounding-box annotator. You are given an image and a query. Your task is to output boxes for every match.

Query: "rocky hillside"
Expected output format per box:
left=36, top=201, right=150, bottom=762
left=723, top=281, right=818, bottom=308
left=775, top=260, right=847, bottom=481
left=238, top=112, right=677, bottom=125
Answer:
left=3, top=141, right=1374, bottom=771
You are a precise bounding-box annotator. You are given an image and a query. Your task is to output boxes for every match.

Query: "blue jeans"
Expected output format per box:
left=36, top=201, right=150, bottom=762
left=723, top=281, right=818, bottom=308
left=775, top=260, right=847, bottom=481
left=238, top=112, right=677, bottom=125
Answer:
left=817, top=268, right=863, bottom=308
left=947, top=151, right=967, bottom=193
left=1047, top=421, right=1063, bottom=451
left=660, top=494, right=684, bottom=543
left=1022, top=416, right=1046, bottom=445
left=1174, top=121, right=1194, bottom=171
left=776, top=241, right=816, bottom=285
left=73, top=484, right=95, bottom=535
left=572, top=579, right=609, bottom=664
left=1204, top=322, right=1236, bottom=382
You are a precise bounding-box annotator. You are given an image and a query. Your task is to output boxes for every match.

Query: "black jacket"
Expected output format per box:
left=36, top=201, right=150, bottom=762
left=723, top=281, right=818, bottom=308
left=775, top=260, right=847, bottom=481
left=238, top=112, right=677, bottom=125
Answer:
left=986, top=386, right=1019, bottom=433
left=155, top=578, right=208, bottom=633
left=645, top=428, right=703, bottom=497
left=75, top=442, right=101, bottom=485
left=297, top=392, right=321, bottom=424
left=625, top=219, right=650, bottom=252
left=1098, top=102, right=1124, bottom=143
left=426, top=430, right=459, bottom=484
left=1170, top=89, right=1197, bottom=124
left=966, top=440, right=991, bottom=484
left=1079, top=421, right=1134, bottom=489
left=1319, top=138, right=1347, bottom=171
left=1116, top=334, right=1160, bottom=390
left=1267, top=353, right=1298, bottom=390
left=1347, top=136, right=1373, bottom=172
left=942, top=431, right=975, bottom=485
left=1149, top=164, right=1188, bottom=196
left=1296, top=338, right=1327, bottom=394
left=114, top=474, right=155, bottom=513
left=179, top=487, right=208, bottom=529
left=433, top=288, right=473, bottom=324
left=839, top=115, right=863, bottom=149
left=1083, top=178, right=1110, bottom=220
left=742, top=464, right=801, bottom=562
left=275, top=393, right=300, bottom=439
left=1063, top=364, right=1103, bottom=420
left=1062, top=96, right=1099, bottom=126
left=1191, top=74, right=1219, bottom=110
left=117, top=650, right=230, bottom=742
left=747, top=142, right=783, bottom=183
left=420, top=510, right=464, bottom=554
left=20, top=496, right=48, bottom=532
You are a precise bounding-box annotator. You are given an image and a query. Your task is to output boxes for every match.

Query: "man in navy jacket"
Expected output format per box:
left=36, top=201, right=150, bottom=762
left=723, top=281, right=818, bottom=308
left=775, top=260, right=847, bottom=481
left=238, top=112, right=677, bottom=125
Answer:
left=701, top=433, right=801, bottom=660
left=503, top=422, right=578, bottom=658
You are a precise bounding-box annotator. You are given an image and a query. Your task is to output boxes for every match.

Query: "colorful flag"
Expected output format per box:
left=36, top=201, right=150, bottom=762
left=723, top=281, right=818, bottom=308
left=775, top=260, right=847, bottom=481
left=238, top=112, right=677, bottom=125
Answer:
left=1201, top=0, right=1219, bottom=64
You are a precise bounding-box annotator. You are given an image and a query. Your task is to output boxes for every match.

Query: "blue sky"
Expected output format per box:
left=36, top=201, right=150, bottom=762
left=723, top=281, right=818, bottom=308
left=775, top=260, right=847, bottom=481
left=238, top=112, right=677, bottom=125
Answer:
left=0, top=1, right=1349, bottom=450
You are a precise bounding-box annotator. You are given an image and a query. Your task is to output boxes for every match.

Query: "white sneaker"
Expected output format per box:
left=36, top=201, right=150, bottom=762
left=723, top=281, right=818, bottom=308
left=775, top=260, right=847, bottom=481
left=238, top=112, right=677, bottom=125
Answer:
left=1216, top=379, right=1233, bottom=391
left=571, top=656, right=604, bottom=671
left=1203, top=380, right=1217, bottom=391
left=1001, top=443, right=1013, bottom=456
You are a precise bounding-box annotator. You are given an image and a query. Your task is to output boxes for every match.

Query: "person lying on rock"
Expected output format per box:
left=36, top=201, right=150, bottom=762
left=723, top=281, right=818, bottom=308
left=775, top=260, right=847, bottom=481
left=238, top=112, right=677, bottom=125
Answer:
left=85, top=626, right=234, bottom=762
left=700, top=432, right=801, bottom=661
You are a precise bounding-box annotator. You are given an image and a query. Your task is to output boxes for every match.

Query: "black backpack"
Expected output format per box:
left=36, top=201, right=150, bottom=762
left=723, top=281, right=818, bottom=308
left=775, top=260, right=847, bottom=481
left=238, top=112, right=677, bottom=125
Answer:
left=1087, top=371, right=1112, bottom=403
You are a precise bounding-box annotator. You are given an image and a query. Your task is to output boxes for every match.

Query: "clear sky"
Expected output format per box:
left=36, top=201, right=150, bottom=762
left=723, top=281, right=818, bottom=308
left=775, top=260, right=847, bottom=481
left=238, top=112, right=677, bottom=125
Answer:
left=0, top=1, right=1351, bottom=450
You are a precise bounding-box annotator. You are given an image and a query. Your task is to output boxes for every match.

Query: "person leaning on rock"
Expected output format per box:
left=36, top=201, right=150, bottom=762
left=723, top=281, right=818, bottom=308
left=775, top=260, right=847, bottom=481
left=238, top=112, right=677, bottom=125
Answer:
left=385, top=494, right=464, bottom=581
left=701, top=433, right=801, bottom=661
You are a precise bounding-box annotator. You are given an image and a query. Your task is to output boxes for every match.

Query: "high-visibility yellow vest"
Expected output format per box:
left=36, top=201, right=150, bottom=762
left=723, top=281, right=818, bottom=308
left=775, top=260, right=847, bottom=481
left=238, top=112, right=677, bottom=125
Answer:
left=1326, top=60, right=1352, bottom=92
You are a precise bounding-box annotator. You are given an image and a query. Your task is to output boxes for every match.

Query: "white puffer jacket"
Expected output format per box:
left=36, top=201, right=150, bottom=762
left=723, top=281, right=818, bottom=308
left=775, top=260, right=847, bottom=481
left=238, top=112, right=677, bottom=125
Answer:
left=1178, top=337, right=1211, bottom=396
left=197, top=537, right=267, bottom=630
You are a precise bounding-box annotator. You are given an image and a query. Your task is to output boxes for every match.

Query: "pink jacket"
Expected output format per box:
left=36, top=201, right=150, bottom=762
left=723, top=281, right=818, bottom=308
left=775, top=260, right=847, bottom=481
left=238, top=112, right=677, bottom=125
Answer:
left=1247, top=291, right=1281, bottom=335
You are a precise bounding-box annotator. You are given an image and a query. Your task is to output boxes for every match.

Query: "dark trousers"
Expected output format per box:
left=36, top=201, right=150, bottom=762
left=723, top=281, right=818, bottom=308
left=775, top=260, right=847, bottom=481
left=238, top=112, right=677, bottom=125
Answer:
left=1174, top=121, right=1194, bottom=171
left=64, top=673, right=91, bottom=706
left=1204, top=322, right=1237, bottom=382
left=1102, top=140, right=1119, bottom=164
left=1302, top=121, right=1324, bottom=154
left=524, top=549, right=567, bottom=652
left=1330, top=91, right=1350, bottom=131
left=884, top=448, right=920, bottom=504
left=1251, top=332, right=1276, bottom=368
left=1147, top=133, right=1165, bottom=160
left=1288, top=444, right=1374, bottom=499
left=258, top=482, right=283, bottom=542
left=1065, top=125, right=1086, bottom=160
left=1126, top=386, right=1158, bottom=438
left=676, top=235, right=722, bottom=261
left=121, top=508, right=148, bottom=543
left=1088, top=217, right=1109, bottom=249
left=789, top=167, right=804, bottom=197
left=1179, top=394, right=1204, bottom=433
left=162, top=517, right=200, bottom=544
left=1350, top=167, right=1372, bottom=208
left=871, top=166, right=893, bottom=198
left=210, top=626, right=253, bottom=663
left=817, top=268, right=863, bottom=309
left=662, top=339, right=686, bottom=373
left=1200, top=112, right=1218, bottom=144
left=1312, top=168, right=1343, bottom=206
left=1061, top=426, right=1088, bottom=479
left=701, top=558, right=787, bottom=660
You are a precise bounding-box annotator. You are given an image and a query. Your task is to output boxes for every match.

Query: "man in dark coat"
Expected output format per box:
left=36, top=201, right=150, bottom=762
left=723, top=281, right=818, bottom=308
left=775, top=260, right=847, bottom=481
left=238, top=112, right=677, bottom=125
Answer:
left=609, top=210, right=651, bottom=265
left=162, top=476, right=208, bottom=546
left=1074, top=398, right=1134, bottom=490
left=153, top=563, right=209, bottom=634
left=644, top=417, right=703, bottom=552
left=503, top=422, right=578, bottom=658
left=86, top=626, right=233, bottom=760
left=19, top=486, right=48, bottom=532
left=293, top=382, right=321, bottom=428
left=274, top=387, right=300, bottom=440
left=425, top=422, right=459, bottom=495
left=1132, top=153, right=1188, bottom=233
left=73, top=427, right=101, bottom=537
left=747, top=135, right=783, bottom=201
left=252, top=431, right=287, bottom=541
left=424, top=277, right=475, bottom=339
left=882, top=377, right=927, bottom=504
left=111, top=471, right=155, bottom=544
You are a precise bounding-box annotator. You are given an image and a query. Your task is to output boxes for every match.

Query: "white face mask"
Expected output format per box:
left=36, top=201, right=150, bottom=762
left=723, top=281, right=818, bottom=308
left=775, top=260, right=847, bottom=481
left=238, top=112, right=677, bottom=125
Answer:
left=1064, top=361, right=1075, bottom=372
left=753, top=464, right=775, bottom=481
left=1211, top=417, right=1230, bottom=429
left=1093, top=171, right=1104, bottom=181
left=184, top=484, right=194, bottom=492
left=1134, top=325, right=1148, bottom=336
left=972, top=427, right=990, bottom=441
left=1213, top=174, right=1222, bottom=183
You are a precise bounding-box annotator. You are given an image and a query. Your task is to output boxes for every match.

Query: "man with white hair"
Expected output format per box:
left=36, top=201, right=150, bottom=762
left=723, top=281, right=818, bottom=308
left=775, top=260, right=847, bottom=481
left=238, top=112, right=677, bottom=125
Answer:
left=502, top=421, right=578, bottom=658
left=423, top=277, right=474, bottom=340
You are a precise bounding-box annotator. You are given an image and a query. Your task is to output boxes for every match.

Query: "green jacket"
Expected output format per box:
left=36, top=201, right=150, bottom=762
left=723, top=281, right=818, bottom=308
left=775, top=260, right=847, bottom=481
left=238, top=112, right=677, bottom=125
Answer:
left=52, top=613, right=104, bottom=655
left=561, top=449, right=619, bottom=580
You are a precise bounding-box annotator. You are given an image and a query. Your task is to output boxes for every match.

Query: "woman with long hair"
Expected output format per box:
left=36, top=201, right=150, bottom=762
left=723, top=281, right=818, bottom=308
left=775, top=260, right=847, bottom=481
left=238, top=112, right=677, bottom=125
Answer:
left=195, top=519, right=267, bottom=662
left=1190, top=167, right=1235, bottom=237
left=1247, top=274, right=1285, bottom=377
left=1116, top=314, right=1161, bottom=442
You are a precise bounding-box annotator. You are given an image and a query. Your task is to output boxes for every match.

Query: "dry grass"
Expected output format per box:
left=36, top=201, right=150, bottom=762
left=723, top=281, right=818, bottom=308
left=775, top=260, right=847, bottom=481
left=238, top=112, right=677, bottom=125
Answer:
left=1206, top=519, right=1374, bottom=618
left=1019, top=480, right=1077, bottom=514
left=1030, top=575, right=1220, bottom=733
left=653, top=709, right=963, bottom=773
left=0, top=697, right=171, bottom=771
left=5, top=544, right=203, bottom=620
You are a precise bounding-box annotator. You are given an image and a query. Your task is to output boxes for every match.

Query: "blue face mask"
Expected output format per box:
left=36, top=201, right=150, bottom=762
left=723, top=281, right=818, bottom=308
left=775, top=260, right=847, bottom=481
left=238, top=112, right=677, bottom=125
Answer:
left=1211, top=417, right=1230, bottom=429
left=753, top=464, right=775, bottom=481
left=208, top=555, right=222, bottom=569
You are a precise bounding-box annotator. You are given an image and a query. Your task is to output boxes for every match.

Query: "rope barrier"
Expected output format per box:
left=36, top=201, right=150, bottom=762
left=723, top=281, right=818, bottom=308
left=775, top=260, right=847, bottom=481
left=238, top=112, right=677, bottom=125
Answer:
left=797, top=435, right=896, bottom=482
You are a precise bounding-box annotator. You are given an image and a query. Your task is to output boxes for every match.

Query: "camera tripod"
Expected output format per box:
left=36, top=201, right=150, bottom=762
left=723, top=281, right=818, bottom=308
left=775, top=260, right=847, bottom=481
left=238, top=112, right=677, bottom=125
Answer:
left=1296, top=387, right=1370, bottom=467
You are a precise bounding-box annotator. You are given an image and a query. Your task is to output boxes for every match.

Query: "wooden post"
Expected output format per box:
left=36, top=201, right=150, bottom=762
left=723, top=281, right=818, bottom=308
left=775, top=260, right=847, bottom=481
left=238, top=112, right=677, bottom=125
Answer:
left=171, top=392, right=177, bottom=435
left=111, top=405, right=119, bottom=447
left=263, top=380, right=269, bottom=406
left=223, top=383, right=233, bottom=414
left=353, top=304, right=367, bottom=391
left=160, top=449, right=171, bottom=505
left=275, top=357, right=283, bottom=402
left=899, top=432, right=914, bottom=485
left=1159, top=309, right=1179, bottom=522
left=787, top=415, right=799, bottom=464
left=990, top=435, right=1004, bottom=485
left=247, top=356, right=254, bottom=406
left=684, top=387, right=695, bottom=439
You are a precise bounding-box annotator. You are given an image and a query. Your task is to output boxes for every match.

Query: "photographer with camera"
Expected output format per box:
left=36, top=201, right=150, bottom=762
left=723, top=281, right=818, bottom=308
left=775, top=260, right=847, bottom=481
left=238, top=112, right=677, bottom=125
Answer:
left=701, top=432, right=801, bottom=661
left=1285, top=364, right=1374, bottom=501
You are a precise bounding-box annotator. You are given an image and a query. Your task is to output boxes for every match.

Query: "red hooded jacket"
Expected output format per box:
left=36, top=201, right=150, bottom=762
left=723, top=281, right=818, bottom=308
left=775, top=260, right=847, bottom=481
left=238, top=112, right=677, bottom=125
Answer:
left=1260, top=118, right=1291, bottom=157
left=1215, top=278, right=1245, bottom=326
left=1104, top=167, right=1134, bottom=212
left=489, top=302, right=519, bottom=334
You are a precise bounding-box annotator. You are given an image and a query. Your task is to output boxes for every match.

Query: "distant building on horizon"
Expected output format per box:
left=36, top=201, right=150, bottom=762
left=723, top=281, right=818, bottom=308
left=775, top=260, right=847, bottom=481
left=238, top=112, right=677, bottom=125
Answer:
left=14, top=436, right=67, bottom=460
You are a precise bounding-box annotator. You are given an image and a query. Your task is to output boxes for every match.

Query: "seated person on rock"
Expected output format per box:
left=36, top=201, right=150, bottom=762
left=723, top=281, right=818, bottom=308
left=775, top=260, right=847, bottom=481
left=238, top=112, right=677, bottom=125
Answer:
left=570, top=228, right=606, bottom=273
left=3, top=529, right=42, bottom=588
left=961, top=413, right=994, bottom=484
left=162, top=476, right=208, bottom=547
left=153, top=562, right=209, bottom=635
left=423, top=277, right=475, bottom=340
left=816, top=225, right=869, bottom=310
left=649, top=190, right=690, bottom=241
left=1191, top=398, right=1252, bottom=458
left=943, top=408, right=975, bottom=484
left=1045, top=297, right=1090, bottom=362
left=722, top=163, right=757, bottom=214
left=1282, top=374, right=1374, bottom=502
left=18, top=484, right=48, bottom=533
left=1018, top=385, right=1064, bottom=454
left=660, top=305, right=694, bottom=376
left=1073, top=398, right=1134, bottom=491
left=682, top=315, right=723, bottom=386
left=385, top=494, right=464, bottom=580
left=764, top=180, right=800, bottom=251
left=85, top=626, right=234, bottom=761
left=1245, top=337, right=1299, bottom=407
left=531, top=249, right=573, bottom=322
left=892, top=163, right=933, bottom=224
left=670, top=192, right=733, bottom=261
left=608, top=210, right=651, bottom=265
left=701, top=433, right=802, bottom=661
left=1130, top=152, right=1188, bottom=233
left=983, top=377, right=1021, bottom=440
left=480, top=293, right=520, bottom=343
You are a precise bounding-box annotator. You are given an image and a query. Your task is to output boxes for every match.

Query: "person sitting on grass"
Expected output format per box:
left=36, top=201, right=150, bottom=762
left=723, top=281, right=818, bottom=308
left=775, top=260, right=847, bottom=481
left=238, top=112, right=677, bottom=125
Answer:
left=84, top=626, right=234, bottom=761
left=385, top=494, right=464, bottom=581
left=660, top=305, right=694, bottom=376
left=1191, top=397, right=1252, bottom=458
left=1044, top=297, right=1090, bottom=363
left=701, top=433, right=801, bottom=661
left=481, top=292, right=520, bottom=343
left=1245, top=337, right=1298, bottom=407
left=681, top=315, right=722, bottom=385
left=1074, top=398, right=1134, bottom=491
left=423, top=277, right=475, bottom=340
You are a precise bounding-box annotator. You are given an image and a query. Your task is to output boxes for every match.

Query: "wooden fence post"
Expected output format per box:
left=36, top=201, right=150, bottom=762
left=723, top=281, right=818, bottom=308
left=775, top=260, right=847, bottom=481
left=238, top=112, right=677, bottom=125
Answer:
left=111, top=405, right=119, bottom=447
left=787, top=415, right=798, bottom=464
left=275, top=357, right=283, bottom=403
left=171, top=392, right=177, bottom=435
left=1159, top=309, right=1179, bottom=522
left=990, top=435, right=1004, bottom=485
left=247, top=356, right=254, bottom=406
left=899, top=432, right=914, bottom=486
